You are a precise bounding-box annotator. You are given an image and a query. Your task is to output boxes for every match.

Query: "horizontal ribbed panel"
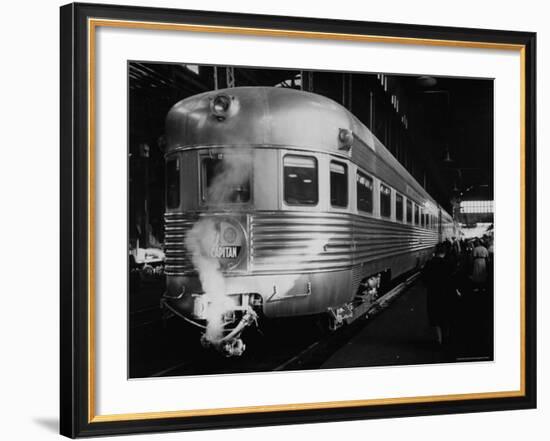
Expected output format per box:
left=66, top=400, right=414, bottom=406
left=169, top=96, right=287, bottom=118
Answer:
left=250, top=212, right=438, bottom=274
left=163, top=212, right=198, bottom=276
left=250, top=212, right=353, bottom=273
left=352, top=215, right=438, bottom=263
left=164, top=211, right=439, bottom=276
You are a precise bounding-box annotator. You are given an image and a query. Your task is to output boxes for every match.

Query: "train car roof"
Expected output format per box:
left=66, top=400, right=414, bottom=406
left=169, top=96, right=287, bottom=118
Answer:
left=166, top=86, right=356, bottom=151
left=166, top=86, right=449, bottom=215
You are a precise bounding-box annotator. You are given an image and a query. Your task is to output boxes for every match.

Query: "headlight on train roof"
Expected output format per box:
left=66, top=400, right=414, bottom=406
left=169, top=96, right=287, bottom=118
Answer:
left=210, top=93, right=232, bottom=120
left=338, top=128, right=354, bottom=151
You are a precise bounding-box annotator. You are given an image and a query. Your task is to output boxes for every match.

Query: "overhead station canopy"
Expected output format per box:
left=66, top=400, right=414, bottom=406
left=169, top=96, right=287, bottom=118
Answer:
left=130, top=62, right=494, bottom=216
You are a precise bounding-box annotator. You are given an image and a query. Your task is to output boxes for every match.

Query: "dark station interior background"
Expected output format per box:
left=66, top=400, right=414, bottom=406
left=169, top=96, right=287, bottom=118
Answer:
left=129, top=62, right=494, bottom=249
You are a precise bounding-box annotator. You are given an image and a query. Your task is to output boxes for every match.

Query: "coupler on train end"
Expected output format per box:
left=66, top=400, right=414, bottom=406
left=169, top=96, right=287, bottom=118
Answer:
left=161, top=289, right=262, bottom=357
left=200, top=307, right=259, bottom=357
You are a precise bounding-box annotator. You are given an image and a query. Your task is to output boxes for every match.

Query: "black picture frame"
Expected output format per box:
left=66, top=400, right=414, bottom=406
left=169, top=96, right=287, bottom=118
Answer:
left=60, top=2, right=537, bottom=438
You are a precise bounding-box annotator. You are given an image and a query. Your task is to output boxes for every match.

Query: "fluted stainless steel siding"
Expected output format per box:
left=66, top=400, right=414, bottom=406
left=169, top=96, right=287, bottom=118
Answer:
left=164, top=210, right=438, bottom=277
left=164, top=212, right=198, bottom=276
left=352, top=215, right=438, bottom=262
left=249, top=212, right=353, bottom=273
left=250, top=212, right=438, bottom=274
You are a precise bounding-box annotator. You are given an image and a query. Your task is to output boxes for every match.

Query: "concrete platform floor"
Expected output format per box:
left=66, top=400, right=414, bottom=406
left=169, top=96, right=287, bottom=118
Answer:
left=321, top=280, right=494, bottom=369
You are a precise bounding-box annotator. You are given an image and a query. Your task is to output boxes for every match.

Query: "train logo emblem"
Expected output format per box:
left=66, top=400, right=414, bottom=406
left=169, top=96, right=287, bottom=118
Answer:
left=209, top=218, right=245, bottom=268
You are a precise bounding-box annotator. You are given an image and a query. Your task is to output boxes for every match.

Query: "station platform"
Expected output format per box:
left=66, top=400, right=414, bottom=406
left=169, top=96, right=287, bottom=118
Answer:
left=321, top=279, right=494, bottom=369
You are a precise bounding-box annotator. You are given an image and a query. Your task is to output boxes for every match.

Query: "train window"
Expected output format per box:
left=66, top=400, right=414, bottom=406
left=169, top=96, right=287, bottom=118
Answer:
left=202, top=156, right=251, bottom=203
left=357, top=171, right=373, bottom=213
left=395, top=193, right=404, bottom=222
left=166, top=157, right=180, bottom=209
left=414, top=204, right=420, bottom=225
left=406, top=199, right=412, bottom=223
left=380, top=183, right=391, bottom=218
left=330, top=161, right=348, bottom=207
left=283, top=155, right=318, bottom=205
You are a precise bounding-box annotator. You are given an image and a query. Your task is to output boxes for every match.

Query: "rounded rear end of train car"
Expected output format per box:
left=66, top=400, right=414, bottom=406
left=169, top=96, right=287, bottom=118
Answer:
left=161, top=87, right=357, bottom=356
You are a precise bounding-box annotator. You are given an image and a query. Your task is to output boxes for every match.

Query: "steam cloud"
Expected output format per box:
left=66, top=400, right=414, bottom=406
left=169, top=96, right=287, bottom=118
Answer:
left=184, top=218, right=231, bottom=342
left=184, top=149, right=252, bottom=343
left=206, top=151, right=252, bottom=204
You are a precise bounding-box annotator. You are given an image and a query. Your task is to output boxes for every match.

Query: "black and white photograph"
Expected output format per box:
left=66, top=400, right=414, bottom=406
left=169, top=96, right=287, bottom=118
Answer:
left=128, top=62, right=495, bottom=378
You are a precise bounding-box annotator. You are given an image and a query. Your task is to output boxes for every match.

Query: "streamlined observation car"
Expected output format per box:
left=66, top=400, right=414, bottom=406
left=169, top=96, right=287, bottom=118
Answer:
left=162, top=86, right=455, bottom=355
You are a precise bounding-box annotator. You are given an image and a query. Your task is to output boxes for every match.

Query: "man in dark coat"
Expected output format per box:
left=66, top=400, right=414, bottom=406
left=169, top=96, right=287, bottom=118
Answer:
left=422, top=243, right=457, bottom=345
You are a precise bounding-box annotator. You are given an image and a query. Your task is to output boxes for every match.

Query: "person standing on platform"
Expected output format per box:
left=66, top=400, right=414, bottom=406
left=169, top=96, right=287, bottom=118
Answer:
left=471, top=238, right=489, bottom=287
left=422, top=243, right=456, bottom=345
